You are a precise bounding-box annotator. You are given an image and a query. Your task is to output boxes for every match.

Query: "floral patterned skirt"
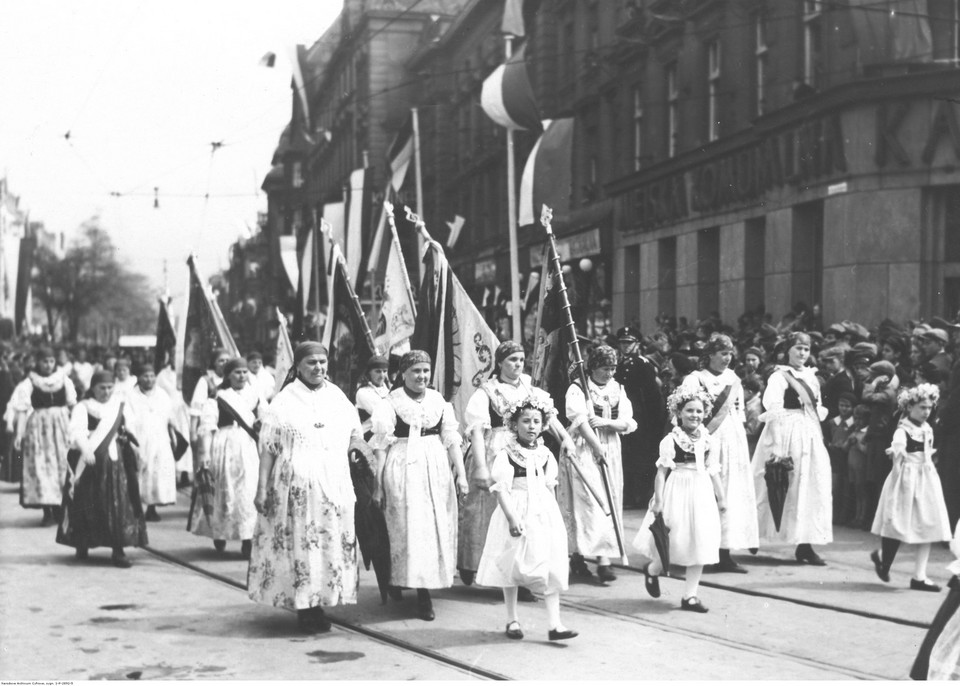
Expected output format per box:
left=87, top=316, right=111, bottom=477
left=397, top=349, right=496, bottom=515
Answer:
left=20, top=407, right=70, bottom=507
left=247, top=451, right=358, bottom=610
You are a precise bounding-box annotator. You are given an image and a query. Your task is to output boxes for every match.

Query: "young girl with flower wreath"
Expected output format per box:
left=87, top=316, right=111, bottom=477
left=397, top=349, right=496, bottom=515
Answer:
left=476, top=396, right=577, bottom=641
left=633, top=387, right=726, bottom=613
left=870, top=383, right=952, bottom=591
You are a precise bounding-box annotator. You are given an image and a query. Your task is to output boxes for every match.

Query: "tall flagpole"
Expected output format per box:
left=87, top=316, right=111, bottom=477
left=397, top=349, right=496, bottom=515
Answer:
left=311, top=209, right=321, bottom=341
left=411, top=107, right=425, bottom=284
left=505, top=36, right=522, bottom=343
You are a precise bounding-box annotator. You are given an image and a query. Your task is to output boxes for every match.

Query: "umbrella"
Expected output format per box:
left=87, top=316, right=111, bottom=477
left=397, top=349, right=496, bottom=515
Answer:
left=649, top=511, right=671, bottom=576
left=764, top=457, right=794, bottom=532
left=349, top=451, right=392, bottom=604
left=171, top=430, right=190, bottom=461
left=186, top=467, right=215, bottom=532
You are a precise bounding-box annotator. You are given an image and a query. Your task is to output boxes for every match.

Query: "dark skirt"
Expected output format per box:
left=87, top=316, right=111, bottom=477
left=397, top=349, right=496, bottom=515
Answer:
left=56, top=440, right=148, bottom=550
left=911, top=575, right=960, bottom=680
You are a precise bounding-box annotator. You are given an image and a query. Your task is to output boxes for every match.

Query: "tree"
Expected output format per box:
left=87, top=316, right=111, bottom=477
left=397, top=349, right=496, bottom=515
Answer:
left=31, top=216, right=157, bottom=342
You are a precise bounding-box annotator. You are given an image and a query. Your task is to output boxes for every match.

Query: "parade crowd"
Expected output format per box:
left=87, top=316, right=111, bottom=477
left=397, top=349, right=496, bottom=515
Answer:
left=3, top=305, right=960, bottom=668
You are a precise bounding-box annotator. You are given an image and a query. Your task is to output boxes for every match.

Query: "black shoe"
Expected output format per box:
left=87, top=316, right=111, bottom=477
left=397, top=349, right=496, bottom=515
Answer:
left=417, top=591, right=435, bottom=621
left=597, top=565, right=616, bottom=582
left=75, top=547, right=88, bottom=561
left=716, top=559, right=748, bottom=574
left=505, top=621, right=523, bottom=639
left=795, top=545, right=826, bottom=566
left=310, top=606, right=332, bottom=632
left=459, top=569, right=475, bottom=586
left=40, top=509, right=55, bottom=527
left=241, top=540, right=252, bottom=560
left=178, top=473, right=191, bottom=488
left=749, top=547, right=759, bottom=555
left=388, top=586, right=403, bottom=602
left=871, top=550, right=890, bottom=583
left=111, top=552, right=133, bottom=569
left=680, top=596, right=708, bottom=613
left=570, top=554, right=592, bottom=578
left=548, top=628, right=578, bottom=641
left=910, top=578, right=942, bottom=592
left=642, top=563, right=661, bottom=598
left=517, top=586, right=537, bottom=602
left=145, top=507, right=161, bottom=523
left=214, top=539, right=226, bottom=553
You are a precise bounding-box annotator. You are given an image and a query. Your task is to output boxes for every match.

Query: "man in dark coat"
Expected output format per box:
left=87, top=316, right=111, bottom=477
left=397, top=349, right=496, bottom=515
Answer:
left=819, top=345, right=855, bottom=421
left=614, top=326, right=665, bottom=508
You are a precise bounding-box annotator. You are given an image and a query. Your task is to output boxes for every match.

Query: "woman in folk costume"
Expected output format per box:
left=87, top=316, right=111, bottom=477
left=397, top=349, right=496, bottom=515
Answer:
left=459, top=340, right=576, bottom=591
left=355, top=355, right=390, bottom=440
left=10, top=346, right=77, bottom=525
left=248, top=342, right=370, bottom=634
left=871, top=383, right=951, bottom=591
left=476, top=395, right=577, bottom=641
left=188, top=347, right=231, bottom=466
left=679, top=333, right=758, bottom=573
left=56, top=370, right=147, bottom=567
left=126, top=363, right=178, bottom=522
left=191, top=357, right=263, bottom=558
left=753, top=332, right=833, bottom=565
left=370, top=350, right=469, bottom=621
left=633, top=388, right=725, bottom=613
left=156, top=360, right=193, bottom=487
left=562, top=344, right=637, bottom=582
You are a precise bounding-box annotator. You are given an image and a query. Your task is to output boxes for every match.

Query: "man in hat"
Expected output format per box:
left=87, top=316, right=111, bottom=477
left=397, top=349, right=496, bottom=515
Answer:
left=824, top=323, right=846, bottom=347
left=921, top=329, right=952, bottom=393
left=819, top=346, right=855, bottom=421
left=615, top=326, right=665, bottom=508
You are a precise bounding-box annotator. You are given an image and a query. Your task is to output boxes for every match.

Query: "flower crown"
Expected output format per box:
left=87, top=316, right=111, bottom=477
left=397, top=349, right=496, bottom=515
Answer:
left=897, top=383, right=940, bottom=412
left=503, top=394, right=554, bottom=421
left=666, top=387, right=714, bottom=420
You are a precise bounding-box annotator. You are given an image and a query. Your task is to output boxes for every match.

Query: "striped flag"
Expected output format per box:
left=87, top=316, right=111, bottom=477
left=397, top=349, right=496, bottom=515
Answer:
left=345, top=167, right=372, bottom=288
left=388, top=116, right=415, bottom=192
left=518, top=118, right=575, bottom=227
left=480, top=44, right=541, bottom=131
left=410, top=210, right=499, bottom=420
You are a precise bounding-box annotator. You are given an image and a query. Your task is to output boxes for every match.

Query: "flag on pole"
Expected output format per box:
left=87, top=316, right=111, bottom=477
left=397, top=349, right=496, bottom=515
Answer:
left=374, top=202, right=417, bottom=353
left=345, top=166, right=372, bottom=288
left=180, top=255, right=239, bottom=404
left=518, top=118, right=575, bottom=227
left=293, top=224, right=320, bottom=340
left=279, top=235, right=299, bottom=292
left=529, top=253, right=572, bottom=418
left=273, top=308, right=294, bottom=395
left=480, top=44, right=541, bottom=131
left=288, top=44, right=313, bottom=130
left=388, top=117, right=415, bottom=192
left=445, top=215, right=465, bottom=249
left=322, top=240, right=376, bottom=400
left=409, top=208, right=500, bottom=420
left=501, top=0, right=541, bottom=37
left=154, top=297, right=177, bottom=371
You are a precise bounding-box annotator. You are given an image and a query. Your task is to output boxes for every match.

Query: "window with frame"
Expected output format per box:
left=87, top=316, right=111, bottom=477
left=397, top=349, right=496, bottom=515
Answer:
left=633, top=86, right=644, bottom=171
left=707, top=40, right=721, bottom=141
left=666, top=62, right=679, bottom=158
left=803, top=0, right=822, bottom=89
left=754, top=14, right=768, bottom=116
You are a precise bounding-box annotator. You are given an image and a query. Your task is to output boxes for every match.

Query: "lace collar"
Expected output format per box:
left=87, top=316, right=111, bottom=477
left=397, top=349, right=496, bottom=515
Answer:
left=504, top=436, right=546, bottom=470
left=29, top=369, right=66, bottom=393
left=671, top=425, right=708, bottom=453
left=586, top=377, right=621, bottom=406
left=899, top=418, right=930, bottom=441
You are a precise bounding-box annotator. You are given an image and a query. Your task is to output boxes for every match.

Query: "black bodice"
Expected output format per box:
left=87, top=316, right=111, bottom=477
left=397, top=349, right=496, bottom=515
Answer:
left=217, top=405, right=238, bottom=429
left=490, top=397, right=505, bottom=429
left=783, top=386, right=802, bottom=410
left=507, top=454, right=527, bottom=478
left=32, top=384, right=68, bottom=410
left=394, top=415, right=443, bottom=438
left=673, top=442, right=696, bottom=464
left=905, top=434, right=925, bottom=453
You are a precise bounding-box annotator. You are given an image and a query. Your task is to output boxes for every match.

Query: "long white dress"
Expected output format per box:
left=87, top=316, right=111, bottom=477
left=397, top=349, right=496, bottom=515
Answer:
left=371, top=388, right=460, bottom=589
left=561, top=378, right=636, bottom=559
left=633, top=426, right=721, bottom=566
left=190, top=385, right=260, bottom=541
left=680, top=369, right=759, bottom=550
left=126, top=385, right=177, bottom=506
left=753, top=366, right=833, bottom=545
left=872, top=419, right=951, bottom=544
left=476, top=437, right=568, bottom=593
left=355, top=384, right=389, bottom=439
left=459, top=375, right=557, bottom=575
left=247, top=379, right=360, bottom=610
left=157, top=366, right=192, bottom=481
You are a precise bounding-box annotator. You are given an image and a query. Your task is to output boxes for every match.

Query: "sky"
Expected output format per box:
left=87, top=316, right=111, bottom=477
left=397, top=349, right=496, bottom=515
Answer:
left=0, top=0, right=341, bottom=316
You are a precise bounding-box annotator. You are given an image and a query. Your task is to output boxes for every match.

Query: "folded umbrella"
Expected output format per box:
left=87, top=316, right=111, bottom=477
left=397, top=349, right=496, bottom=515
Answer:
left=172, top=430, right=190, bottom=461
left=649, top=511, right=671, bottom=576
left=187, top=467, right=215, bottom=531
left=764, top=457, right=794, bottom=532
left=349, top=452, right=391, bottom=604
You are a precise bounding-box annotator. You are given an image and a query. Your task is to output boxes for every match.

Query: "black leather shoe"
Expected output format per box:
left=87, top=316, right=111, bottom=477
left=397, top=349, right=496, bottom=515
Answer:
left=75, top=547, right=88, bottom=560
left=505, top=621, right=523, bottom=639
left=749, top=548, right=759, bottom=555
left=570, top=554, right=592, bottom=578
left=642, top=563, right=661, bottom=598
left=459, top=569, right=475, bottom=586
left=388, top=586, right=403, bottom=602
left=111, top=553, right=133, bottom=569
left=517, top=586, right=537, bottom=602
left=871, top=550, right=890, bottom=582
left=680, top=596, right=708, bottom=613
left=910, top=578, right=942, bottom=592
left=145, top=507, right=161, bottom=522
left=597, top=565, right=616, bottom=582
left=417, top=591, right=435, bottom=621
left=795, top=546, right=826, bottom=566
left=717, top=559, right=748, bottom=574
left=548, top=628, right=578, bottom=641
left=311, top=607, right=332, bottom=632
left=297, top=610, right=329, bottom=634
left=214, top=539, right=227, bottom=553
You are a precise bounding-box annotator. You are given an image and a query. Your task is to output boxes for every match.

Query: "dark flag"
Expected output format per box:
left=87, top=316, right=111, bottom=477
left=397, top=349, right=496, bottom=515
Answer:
left=154, top=297, right=177, bottom=371
left=322, top=241, right=375, bottom=401
left=14, top=234, right=35, bottom=336
left=530, top=253, right=573, bottom=419
left=180, top=255, right=239, bottom=405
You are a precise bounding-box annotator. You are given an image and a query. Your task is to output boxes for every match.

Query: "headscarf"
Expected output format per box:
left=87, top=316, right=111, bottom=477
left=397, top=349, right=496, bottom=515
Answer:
left=586, top=344, right=618, bottom=373
left=90, top=370, right=114, bottom=387
left=219, top=357, right=248, bottom=389
left=495, top=340, right=524, bottom=368
left=399, top=350, right=431, bottom=374
left=365, top=355, right=389, bottom=370
left=785, top=331, right=811, bottom=349
left=278, top=342, right=328, bottom=391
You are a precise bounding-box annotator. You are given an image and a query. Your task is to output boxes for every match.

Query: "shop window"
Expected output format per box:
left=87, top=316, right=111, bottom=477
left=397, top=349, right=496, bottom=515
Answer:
left=792, top=200, right=824, bottom=312
left=658, top=236, right=677, bottom=317
left=698, top=226, right=720, bottom=318
left=745, top=216, right=766, bottom=312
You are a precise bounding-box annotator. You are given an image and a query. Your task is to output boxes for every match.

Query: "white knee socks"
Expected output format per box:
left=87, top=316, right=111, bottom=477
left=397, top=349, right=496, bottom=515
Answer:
left=915, top=543, right=932, bottom=581
left=545, top=591, right=562, bottom=630
left=503, top=586, right=519, bottom=623
left=684, top=565, right=704, bottom=599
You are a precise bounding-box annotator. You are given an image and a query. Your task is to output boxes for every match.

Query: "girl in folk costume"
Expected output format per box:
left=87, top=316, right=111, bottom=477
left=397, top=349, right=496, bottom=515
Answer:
left=248, top=342, right=369, bottom=634
left=562, top=344, right=637, bottom=582
left=476, top=395, right=577, bottom=641
left=459, top=340, right=576, bottom=590
left=355, top=355, right=390, bottom=441
left=679, top=334, right=758, bottom=573
left=752, top=332, right=833, bottom=565
left=370, top=350, right=469, bottom=621
left=126, top=363, right=178, bottom=522
left=11, top=347, right=77, bottom=525
left=191, top=357, right=263, bottom=559
left=156, top=360, right=193, bottom=487
left=870, top=384, right=952, bottom=591
left=633, top=388, right=725, bottom=613
left=111, top=358, right=138, bottom=401
left=56, top=370, right=147, bottom=567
